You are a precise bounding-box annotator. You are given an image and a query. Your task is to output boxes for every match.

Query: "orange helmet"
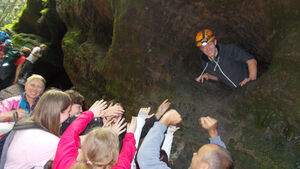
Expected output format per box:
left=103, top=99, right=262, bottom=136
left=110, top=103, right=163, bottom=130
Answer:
left=195, top=29, right=215, bottom=47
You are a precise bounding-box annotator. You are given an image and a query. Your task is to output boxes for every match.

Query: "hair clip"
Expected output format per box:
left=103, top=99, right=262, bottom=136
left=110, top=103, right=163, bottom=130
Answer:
left=87, top=160, right=93, bottom=165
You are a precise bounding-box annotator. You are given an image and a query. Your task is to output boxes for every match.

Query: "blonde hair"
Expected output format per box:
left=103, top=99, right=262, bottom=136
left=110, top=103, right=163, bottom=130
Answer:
left=25, top=74, right=46, bottom=89
left=71, top=128, right=120, bottom=169
left=32, top=89, right=71, bottom=136
left=40, top=44, right=47, bottom=48
left=20, top=47, right=31, bottom=57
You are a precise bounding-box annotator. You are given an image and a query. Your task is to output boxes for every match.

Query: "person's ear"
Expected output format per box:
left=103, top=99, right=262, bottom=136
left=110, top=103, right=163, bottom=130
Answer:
left=199, top=161, right=210, bottom=169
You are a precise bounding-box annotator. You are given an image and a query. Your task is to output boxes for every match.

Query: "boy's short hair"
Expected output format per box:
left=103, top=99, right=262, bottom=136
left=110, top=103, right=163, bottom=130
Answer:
left=64, top=89, right=84, bottom=106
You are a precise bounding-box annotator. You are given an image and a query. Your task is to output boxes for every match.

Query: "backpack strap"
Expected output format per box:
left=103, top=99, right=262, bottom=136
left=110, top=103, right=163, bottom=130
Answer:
left=0, top=122, right=48, bottom=168
left=13, top=122, right=46, bottom=131
left=0, top=130, right=16, bottom=168
left=12, top=111, right=18, bottom=123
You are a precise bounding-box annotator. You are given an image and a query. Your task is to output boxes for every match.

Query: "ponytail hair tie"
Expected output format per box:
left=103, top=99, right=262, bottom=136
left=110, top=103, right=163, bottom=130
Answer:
left=86, top=160, right=93, bottom=165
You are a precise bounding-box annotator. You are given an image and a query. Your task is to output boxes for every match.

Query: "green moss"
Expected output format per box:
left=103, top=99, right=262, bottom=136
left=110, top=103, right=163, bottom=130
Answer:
left=232, top=7, right=300, bottom=167
left=11, top=33, right=45, bottom=49
left=63, top=29, right=82, bottom=46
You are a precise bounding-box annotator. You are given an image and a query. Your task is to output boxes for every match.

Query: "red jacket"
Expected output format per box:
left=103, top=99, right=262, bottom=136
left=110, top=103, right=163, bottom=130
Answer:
left=53, top=110, right=136, bottom=169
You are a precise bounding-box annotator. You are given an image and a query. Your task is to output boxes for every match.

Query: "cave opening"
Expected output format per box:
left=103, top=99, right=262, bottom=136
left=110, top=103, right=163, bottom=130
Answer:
left=178, top=4, right=273, bottom=89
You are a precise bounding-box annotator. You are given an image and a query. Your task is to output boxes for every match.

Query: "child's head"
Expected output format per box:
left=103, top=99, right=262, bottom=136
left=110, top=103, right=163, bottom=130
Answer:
left=64, top=89, right=84, bottom=116
left=20, top=47, right=31, bottom=57
left=72, top=128, right=120, bottom=169
left=40, top=44, right=47, bottom=52
left=32, top=88, right=71, bottom=136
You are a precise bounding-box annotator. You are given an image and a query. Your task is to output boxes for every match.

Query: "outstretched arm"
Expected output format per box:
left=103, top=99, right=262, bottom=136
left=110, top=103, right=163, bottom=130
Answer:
left=195, top=73, right=219, bottom=83
left=53, top=100, right=107, bottom=169
left=240, top=59, right=257, bottom=86
left=13, top=65, right=22, bottom=84
left=247, top=59, right=257, bottom=80
left=112, top=117, right=137, bottom=169
left=199, top=116, right=226, bottom=149
left=138, top=109, right=182, bottom=169
left=161, top=126, right=179, bottom=158
left=53, top=111, right=95, bottom=169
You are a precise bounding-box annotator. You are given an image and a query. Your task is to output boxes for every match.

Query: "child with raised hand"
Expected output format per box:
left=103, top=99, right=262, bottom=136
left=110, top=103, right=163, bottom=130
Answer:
left=161, top=126, right=180, bottom=159
left=137, top=109, right=182, bottom=169
left=130, top=107, right=151, bottom=169
left=53, top=99, right=137, bottom=169
left=140, top=99, right=171, bottom=138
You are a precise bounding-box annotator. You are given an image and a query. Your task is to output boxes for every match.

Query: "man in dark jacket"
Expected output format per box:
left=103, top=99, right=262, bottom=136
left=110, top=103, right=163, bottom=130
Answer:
left=195, top=29, right=257, bottom=88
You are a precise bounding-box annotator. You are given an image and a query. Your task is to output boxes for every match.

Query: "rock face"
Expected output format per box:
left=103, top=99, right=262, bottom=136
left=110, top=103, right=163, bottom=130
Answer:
left=12, top=0, right=72, bottom=89
left=14, top=0, right=300, bottom=168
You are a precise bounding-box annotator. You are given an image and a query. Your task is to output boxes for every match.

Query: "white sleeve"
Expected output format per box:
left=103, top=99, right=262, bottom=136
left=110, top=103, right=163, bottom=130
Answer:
left=161, top=126, right=176, bottom=159
left=131, top=111, right=147, bottom=169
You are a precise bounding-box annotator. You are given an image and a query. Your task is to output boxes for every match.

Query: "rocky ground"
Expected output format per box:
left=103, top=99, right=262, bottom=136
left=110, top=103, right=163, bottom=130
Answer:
left=0, top=84, right=24, bottom=101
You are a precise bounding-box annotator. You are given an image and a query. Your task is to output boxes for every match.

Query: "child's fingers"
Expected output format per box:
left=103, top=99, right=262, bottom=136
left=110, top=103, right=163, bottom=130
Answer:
left=103, top=119, right=113, bottom=127
left=147, top=114, right=155, bottom=119
left=118, top=122, right=127, bottom=131
left=162, top=99, right=168, bottom=104
left=119, top=128, right=127, bottom=135
left=116, top=118, right=125, bottom=127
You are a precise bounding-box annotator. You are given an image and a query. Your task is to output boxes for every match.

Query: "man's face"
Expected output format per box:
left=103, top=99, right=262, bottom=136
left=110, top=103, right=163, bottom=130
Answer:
left=190, top=144, right=219, bottom=169
left=199, top=40, right=217, bottom=60
left=69, top=104, right=83, bottom=116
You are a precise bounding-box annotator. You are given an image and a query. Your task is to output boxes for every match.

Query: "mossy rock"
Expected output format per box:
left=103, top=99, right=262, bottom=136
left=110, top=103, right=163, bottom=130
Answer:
left=11, top=33, right=45, bottom=50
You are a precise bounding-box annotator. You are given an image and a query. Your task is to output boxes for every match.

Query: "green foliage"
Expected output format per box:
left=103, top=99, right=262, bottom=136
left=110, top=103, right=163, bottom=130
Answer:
left=0, top=0, right=26, bottom=28
left=40, top=8, right=49, bottom=16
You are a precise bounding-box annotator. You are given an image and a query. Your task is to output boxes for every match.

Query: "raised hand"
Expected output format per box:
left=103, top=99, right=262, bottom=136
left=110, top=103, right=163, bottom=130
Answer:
left=89, top=100, right=107, bottom=117
left=195, top=73, right=209, bottom=83
left=200, top=73, right=209, bottom=83
left=127, top=116, right=137, bottom=133
left=168, top=126, right=180, bottom=133
left=139, top=107, right=151, bottom=115
left=101, top=103, right=124, bottom=118
left=155, top=99, right=171, bottom=120
left=160, top=109, right=182, bottom=127
left=108, top=117, right=127, bottom=135
left=199, top=116, right=218, bottom=138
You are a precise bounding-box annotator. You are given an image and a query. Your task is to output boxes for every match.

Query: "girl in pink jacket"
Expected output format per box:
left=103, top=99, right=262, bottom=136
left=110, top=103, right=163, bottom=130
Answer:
left=53, top=101, right=137, bottom=169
